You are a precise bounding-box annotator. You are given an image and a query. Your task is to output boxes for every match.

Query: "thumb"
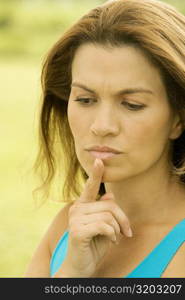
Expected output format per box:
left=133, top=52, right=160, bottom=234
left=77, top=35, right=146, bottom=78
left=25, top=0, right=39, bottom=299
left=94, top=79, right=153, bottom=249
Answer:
left=100, top=192, right=115, bottom=201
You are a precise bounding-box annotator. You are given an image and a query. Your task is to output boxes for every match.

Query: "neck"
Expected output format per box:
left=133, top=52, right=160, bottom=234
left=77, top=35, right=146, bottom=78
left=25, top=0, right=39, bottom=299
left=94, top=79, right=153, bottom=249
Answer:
left=104, top=160, right=185, bottom=227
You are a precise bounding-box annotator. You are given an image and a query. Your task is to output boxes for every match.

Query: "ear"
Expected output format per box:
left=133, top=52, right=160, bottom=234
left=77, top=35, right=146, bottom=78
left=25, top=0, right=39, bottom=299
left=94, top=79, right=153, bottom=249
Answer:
left=169, top=113, right=184, bottom=140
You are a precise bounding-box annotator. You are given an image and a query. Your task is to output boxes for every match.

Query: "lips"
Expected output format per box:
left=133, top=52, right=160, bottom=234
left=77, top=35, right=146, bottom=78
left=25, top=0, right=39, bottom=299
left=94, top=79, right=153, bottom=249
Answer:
left=89, top=151, right=118, bottom=160
left=86, top=146, right=122, bottom=154
left=85, top=145, right=122, bottom=160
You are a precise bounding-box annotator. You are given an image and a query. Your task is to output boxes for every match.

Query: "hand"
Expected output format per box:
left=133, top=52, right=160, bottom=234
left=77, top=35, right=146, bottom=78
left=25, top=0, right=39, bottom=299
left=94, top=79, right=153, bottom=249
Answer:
left=54, top=158, right=132, bottom=278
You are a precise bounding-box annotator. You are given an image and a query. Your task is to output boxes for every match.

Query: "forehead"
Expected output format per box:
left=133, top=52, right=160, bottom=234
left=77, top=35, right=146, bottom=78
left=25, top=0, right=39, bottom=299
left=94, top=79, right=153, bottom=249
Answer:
left=71, top=43, right=166, bottom=97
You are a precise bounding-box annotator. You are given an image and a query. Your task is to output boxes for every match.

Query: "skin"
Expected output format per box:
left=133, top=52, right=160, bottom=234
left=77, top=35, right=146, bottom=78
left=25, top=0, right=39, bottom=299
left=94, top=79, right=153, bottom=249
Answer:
left=53, top=158, right=133, bottom=277
left=24, top=43, right=185, bottom=278
left=67, top=43, right=185, bottom=229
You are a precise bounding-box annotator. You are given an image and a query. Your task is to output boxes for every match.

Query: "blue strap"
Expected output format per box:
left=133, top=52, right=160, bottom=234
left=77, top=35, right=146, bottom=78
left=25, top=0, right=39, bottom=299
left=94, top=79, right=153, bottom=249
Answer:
left=50, top=231, right=69, bottom=277
left=126, top=218, right=185, bottom=278
left=50, top=218, right=185, bottom=278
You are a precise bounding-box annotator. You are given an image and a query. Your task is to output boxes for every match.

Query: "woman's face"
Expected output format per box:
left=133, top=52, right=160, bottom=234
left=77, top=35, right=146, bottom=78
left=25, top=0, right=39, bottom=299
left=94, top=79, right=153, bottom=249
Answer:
left=67, top=43, right=182, bottom=182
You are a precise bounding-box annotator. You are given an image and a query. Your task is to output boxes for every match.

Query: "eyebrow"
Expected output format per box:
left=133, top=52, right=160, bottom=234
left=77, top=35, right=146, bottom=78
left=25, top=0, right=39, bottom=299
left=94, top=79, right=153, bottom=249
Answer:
left=71, top=81, right=154, bottom=96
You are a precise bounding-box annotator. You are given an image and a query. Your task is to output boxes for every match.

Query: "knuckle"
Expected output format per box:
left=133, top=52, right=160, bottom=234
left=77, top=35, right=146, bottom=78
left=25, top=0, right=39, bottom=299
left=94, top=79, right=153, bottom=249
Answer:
left=68, top=202, right=81, bottom=216
left=68, top=217, right=76, bottom=228
left=103, top=212, right=113, bottom=222
left=103, top=214, right=120, bottom=234
left=114, top=222, right=121, bottom=233
left=86, top=178, right=94, bottom=191
left=69, top=226, right=77, bottom=237
left=68, top=204, right=76, bottom=216
left=99, top=222, right=114, bottom=235
left=108, top=225, right=115, bottom=236
left=107, top=201, right=116, bottom=212
left=69, top=214, right=83, bottom=228
left=75, top=233, right=84, bottom=242
left=70, top=227, right=83, bottom=242
left=68, top=220, right=75, bottom=231
left=110, top=220, right=120, bottom=235
left=98, top=221, right=107, bottom=232
left=122, top=216, right=130, bottom=227
left=98, top=221, right=105, bottom=228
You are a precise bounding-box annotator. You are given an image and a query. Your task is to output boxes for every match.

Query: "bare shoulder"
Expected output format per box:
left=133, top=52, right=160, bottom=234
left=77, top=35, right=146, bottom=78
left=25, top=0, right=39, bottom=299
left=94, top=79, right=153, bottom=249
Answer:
left=162, top=242, right=185, bottom=278
left=24, top=201, right=74, bottom=277
left=48, top=201, right=74, bottom=255
left=161, top=209, right=185, bottom=278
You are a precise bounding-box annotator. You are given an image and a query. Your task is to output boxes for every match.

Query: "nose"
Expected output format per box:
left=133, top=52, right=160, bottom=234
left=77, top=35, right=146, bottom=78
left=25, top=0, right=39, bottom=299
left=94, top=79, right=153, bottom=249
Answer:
left=90, top=104, right=120, bottom=136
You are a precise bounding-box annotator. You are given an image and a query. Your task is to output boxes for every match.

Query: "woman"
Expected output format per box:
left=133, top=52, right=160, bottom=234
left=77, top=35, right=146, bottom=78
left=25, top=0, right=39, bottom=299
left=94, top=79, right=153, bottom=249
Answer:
left=25, top=0, right=185, bottom=278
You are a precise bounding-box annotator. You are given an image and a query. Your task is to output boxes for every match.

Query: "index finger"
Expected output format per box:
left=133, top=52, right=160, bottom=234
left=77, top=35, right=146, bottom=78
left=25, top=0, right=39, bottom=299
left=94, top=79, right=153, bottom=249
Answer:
left=79, top=158, right=104, bottom=203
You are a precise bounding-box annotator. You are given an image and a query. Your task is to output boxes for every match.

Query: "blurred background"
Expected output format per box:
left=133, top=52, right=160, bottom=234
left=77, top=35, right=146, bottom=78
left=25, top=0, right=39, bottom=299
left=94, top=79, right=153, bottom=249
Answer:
left=0, top=0, right=184, bottom=277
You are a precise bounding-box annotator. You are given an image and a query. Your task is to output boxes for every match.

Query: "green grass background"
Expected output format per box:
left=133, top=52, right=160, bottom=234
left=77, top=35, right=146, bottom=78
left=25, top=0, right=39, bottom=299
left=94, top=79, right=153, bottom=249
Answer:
left=0, top=0, right=184, bottom=277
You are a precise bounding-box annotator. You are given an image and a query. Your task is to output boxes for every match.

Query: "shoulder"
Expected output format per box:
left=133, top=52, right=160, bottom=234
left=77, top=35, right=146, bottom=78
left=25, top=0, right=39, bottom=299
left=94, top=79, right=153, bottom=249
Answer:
left=161, top=215, right=185, bottom=278
left=24, top=201, right=74, bottom=277
left=161, top=242, right=185, bottom=277
left=48, top=201, right=74, bottom=256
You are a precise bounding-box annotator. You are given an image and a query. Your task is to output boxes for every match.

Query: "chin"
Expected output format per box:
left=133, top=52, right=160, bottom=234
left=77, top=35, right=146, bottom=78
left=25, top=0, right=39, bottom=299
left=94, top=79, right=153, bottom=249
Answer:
left=101, top=171, right=127, bottom=183
left=79, top=154, right=131, bottom=181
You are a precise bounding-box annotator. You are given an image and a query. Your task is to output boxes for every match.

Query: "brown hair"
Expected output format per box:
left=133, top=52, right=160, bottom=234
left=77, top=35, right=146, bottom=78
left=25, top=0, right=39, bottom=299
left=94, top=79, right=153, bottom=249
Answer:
left=34, top=0, right=185, bottom=206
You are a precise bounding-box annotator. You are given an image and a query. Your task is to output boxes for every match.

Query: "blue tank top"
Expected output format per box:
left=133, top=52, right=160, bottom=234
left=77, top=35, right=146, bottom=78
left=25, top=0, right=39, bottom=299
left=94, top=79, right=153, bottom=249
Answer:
left=50, top=218, right=185, bottom=277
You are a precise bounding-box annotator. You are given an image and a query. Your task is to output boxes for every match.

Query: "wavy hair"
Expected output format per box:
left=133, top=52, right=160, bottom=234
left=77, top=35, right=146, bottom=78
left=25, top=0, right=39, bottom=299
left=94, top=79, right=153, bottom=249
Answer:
left=33, top=0, right=185, bottom=206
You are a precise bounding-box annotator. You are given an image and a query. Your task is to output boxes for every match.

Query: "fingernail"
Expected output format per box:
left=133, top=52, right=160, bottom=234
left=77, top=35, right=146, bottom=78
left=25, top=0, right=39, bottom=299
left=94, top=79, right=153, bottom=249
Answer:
left=127, top=228, right=133, bottom=237
left=115, top=238, right=119, bottom=245
left=112, top=236, right=116, bottom=242
left=95, top=158, right=101, bottom=168
left=103, top=192, right=114, bottom=199
left=108, top=192, right=114, bottom=198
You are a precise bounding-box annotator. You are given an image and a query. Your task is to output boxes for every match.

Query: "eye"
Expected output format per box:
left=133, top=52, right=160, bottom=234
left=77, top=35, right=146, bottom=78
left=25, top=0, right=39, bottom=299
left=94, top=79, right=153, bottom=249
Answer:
left=123, top=102, right=145, bottom=111
left=73, top=97, right=145, bottom=111
left=73, top=98, right=95, bottom=105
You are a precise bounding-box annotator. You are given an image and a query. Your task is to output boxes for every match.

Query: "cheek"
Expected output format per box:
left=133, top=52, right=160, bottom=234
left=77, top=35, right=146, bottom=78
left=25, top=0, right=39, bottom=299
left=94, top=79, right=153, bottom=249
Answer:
left=67, top=102, right=92, bottom=144
left=67, top=102, right=82, bottom=137
left=126, top=109, right=172, bottom=144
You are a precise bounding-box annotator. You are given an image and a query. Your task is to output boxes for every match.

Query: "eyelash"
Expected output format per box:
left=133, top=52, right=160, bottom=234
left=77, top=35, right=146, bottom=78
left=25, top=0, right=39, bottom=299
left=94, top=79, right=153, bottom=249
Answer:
left=73, top=98, right=146, bottom=111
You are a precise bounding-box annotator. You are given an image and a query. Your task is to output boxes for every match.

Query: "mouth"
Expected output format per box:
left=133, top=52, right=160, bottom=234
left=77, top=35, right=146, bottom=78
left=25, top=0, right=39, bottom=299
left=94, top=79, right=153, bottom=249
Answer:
left=87, top=150, right=121, bottom=160
left=85, top=145, right=122, bottom=160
